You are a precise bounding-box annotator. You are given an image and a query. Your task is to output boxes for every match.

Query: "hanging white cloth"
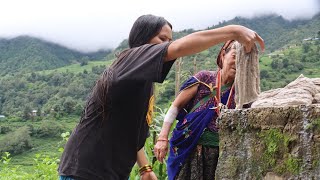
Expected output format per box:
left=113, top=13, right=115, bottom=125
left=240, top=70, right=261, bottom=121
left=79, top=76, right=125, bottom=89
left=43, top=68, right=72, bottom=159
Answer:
left=234, top=41, right=261, bottom=109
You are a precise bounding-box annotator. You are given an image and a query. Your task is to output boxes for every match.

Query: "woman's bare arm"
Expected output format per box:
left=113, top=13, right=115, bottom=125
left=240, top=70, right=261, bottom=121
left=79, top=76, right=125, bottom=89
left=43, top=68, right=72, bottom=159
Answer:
left=155, top=84, right=198, bottom=162
left=165, top=25, right=264, bottom=62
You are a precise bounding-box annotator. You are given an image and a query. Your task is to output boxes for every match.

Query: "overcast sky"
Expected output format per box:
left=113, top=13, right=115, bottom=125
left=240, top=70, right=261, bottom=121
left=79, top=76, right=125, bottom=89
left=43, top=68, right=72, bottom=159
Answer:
left=0, top=0, right=319, bottom=52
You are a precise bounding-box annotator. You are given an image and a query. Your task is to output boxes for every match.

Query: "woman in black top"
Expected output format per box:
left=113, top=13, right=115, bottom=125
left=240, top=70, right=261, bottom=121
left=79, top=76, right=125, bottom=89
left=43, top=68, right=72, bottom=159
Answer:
left=58, top=14, right=264, bottom=180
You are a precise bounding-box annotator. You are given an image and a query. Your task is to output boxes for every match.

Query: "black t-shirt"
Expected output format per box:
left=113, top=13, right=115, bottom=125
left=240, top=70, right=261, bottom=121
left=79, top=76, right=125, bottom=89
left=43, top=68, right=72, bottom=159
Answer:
left=58, top=42, right=174, bottom=180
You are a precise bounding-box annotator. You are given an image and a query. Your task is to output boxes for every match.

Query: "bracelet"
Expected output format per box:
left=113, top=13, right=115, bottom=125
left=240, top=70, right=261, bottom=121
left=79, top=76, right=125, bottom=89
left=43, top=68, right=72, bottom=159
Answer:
left=140, top=168, right=153, bottom=176
left=139, top=164, right=153, bottom=176
left=157, top=138, right=169, bottom=142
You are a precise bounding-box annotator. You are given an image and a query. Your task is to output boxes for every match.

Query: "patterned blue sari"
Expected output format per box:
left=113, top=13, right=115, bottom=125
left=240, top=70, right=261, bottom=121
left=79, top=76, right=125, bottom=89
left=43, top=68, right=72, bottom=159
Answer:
left=167, top=75, right=234, bottom=180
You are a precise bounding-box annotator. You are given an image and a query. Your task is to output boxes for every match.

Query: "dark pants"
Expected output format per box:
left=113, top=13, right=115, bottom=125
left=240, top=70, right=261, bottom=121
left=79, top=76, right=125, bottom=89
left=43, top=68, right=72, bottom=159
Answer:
left=175, top=145, right=219, bottom=180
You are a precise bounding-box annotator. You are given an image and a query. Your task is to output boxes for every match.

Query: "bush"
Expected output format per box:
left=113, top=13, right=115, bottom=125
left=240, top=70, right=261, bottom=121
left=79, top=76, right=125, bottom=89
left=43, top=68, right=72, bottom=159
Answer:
left=6, top=116, right=23, bottom=122
left=287, top=65, right=299, bottom=73
left=0, top=126, right=32, bottom=155
left=260, top=70, right=270, bottom=79
left=0, top=132, right=71, bottom=179
left=34, top=120, right=65, bottom=138
left=0, top=125, right=11, bottom=134
left=0, top=152, right=59, bottom=180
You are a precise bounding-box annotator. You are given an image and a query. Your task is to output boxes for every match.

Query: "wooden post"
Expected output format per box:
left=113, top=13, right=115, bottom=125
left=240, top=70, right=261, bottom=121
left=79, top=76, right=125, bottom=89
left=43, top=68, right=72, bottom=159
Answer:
left=193, top=55, right=197, bottom=74
left=175, top=58, right=182, bottom=97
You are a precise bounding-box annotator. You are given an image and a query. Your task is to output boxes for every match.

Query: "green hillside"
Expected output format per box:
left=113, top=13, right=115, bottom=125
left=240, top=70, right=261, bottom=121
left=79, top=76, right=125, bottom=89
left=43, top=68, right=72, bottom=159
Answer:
left=0, top=60, right=110, bottom=117
left=211, top=13, right=320, bottom=53
left=1, top=13, right=319, bottom=119
left=39, top=60, right=113, bottom=74
left=260, top=40, right=320, bottom=90
left=0, top=36, right=112, bottom=76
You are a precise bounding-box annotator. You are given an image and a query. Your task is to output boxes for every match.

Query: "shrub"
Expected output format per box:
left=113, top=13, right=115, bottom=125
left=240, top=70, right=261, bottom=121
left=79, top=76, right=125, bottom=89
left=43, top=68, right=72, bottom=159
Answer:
left=260, top=70, right=270, bottom=79
left=34, top=120, right=65, bottom=138
left=0, top=126, right=32, bottom=155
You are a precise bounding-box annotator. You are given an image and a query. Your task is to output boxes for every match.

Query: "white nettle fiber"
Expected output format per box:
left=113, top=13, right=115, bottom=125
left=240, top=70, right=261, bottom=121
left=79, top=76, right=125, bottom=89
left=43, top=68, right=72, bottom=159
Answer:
left=252, top=74, right=320, bottom=108
left=234, top=42, right=260, bottom=109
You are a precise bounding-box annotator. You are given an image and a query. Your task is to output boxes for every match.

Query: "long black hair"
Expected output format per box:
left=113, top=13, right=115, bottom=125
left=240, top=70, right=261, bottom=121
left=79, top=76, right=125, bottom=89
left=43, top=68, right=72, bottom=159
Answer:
left=128, top=14, right=172, bottom=48
left=87, top=14, right=172, bottom=123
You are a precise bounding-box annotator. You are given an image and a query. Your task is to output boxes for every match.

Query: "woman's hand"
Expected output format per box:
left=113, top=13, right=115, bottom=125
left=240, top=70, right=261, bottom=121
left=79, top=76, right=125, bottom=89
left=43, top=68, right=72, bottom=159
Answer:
left=154, top=139, right=169, bottom=163
left=140, top=171, right=158, bottom=180
left=232, top=25, right=265, bottom=53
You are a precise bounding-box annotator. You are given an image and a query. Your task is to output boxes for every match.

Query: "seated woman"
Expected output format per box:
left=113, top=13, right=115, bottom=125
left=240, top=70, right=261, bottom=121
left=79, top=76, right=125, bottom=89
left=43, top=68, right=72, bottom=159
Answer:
left=154, top=40, right=238, bottom=180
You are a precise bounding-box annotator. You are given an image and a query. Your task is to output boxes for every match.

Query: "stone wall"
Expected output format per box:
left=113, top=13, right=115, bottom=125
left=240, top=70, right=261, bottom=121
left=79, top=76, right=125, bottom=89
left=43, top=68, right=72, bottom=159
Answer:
left=216, top=105, right=320, bottom=179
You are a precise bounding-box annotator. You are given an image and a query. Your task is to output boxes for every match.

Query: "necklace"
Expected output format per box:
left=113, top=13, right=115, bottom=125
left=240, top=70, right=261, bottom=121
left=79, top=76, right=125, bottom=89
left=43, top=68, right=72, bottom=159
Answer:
left=213, top=70, right=234, bottom=117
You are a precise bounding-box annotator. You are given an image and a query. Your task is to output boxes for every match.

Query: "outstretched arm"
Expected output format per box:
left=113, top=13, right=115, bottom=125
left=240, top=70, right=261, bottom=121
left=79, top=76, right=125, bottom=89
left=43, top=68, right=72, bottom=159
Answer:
left=165, top=25, right=265, bottom=62
left=154, top=84, right=198, bottom=163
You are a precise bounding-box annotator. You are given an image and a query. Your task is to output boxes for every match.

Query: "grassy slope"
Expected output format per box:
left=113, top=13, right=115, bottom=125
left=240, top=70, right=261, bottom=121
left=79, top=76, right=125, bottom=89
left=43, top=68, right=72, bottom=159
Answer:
left=0, top=117, right=78, bottom=172
left=39, top=60, right=114, bottom=74
left=259, top=41, right=320, bottom=91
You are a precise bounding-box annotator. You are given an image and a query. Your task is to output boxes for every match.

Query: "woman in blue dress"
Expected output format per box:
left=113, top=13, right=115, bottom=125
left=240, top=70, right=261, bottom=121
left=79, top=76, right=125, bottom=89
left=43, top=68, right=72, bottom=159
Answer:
left=154, top=40, right=238, bottom=180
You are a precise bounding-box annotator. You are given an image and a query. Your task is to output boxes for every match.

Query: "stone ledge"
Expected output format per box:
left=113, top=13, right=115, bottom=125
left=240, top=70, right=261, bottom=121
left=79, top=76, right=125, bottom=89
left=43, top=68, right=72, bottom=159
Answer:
left=216, top=105, right=320, bottom=179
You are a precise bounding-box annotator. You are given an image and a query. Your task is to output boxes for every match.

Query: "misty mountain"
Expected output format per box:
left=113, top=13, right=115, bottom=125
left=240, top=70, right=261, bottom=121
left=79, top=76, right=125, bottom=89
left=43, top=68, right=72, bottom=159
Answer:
left=112, top=13, right=319, bottom=54
left=207, top=13, right=320, bottom=52
left=0, top=36, right=112, bottom=76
